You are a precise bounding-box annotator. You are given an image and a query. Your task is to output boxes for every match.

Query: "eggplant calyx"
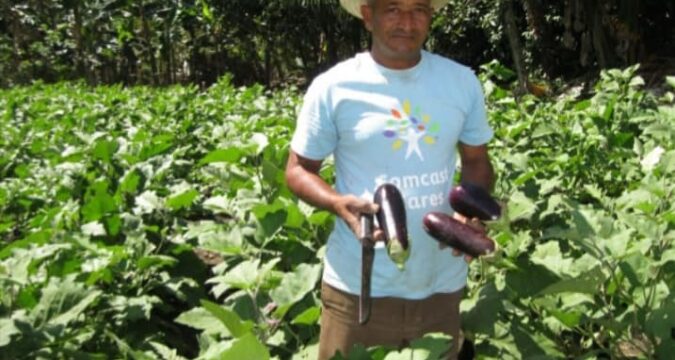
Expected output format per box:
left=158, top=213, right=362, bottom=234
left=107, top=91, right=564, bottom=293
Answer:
left=386, top=238, right=410, bottom=271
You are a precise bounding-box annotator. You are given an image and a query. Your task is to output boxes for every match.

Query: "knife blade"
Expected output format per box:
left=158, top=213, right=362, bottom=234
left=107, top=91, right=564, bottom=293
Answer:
left=359, top=214, right=375, bottom=325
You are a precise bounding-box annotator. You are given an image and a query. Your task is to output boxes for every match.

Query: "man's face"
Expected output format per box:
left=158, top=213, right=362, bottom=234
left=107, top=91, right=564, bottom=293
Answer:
left=361, top=0, right=433, bottom=68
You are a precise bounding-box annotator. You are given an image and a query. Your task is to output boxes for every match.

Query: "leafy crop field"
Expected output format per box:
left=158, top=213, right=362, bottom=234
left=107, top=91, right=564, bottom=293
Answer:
left=1, top=66, right=673, bottom=359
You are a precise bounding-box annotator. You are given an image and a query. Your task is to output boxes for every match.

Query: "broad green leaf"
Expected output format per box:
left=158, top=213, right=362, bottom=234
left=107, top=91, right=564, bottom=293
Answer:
left=166, top=189, right=199, bottom=210
left=32, top=276, right=91, bottom=328
left=506, top=191, right=536, bottom=222
left=459, top=282, right=504, bottom=336
left=149, top=341, right=188, bottom=360
left=249, top=133, right=269, bottom=154
left=137, top=255, right=178, bottom=270
left=200, top=0, right=213, bottom=21
left=218, top=332, right=270, bottom=360
left=0, top=317, right=20, bottom=347
left=202, top=195, right=230, bottom=214
left=82, top=183, right=117, bottom=221
left=407, top=332, right=453, bottom=359
left=285, top=203, right=306, bottom=229
left=646, top=297, right=675, bottom=356
left=215, top=259, right=261, bottom=291
left=50, top=290, right=102, bottom=327
left=537, top=268, right=604, bottom=296
left=641, top=146, right=665, bottom=171
left=657, top=248, right=675, bottom=266
left=290, top=342, right=319, bottom=360
left=619, top=253, right=652, bottom=288
left=200, top=300, right=254, bottom=338
left=175, top=307, right=228, bottom=335
left=291, top=306, right=321, bottom=325
left=270, top=263, right=322, bottom=318
left=139, top=133, right=175, bottom=160
left=665, top=76, right=675, bottom=89
left=110, top=295, right=161, bottom=322
left=382, top=333, right=453, bottom=360
left=134, top=191, right=163, bottom=214
left=105, top=214, right=122, bottom=236
left=199, top=148, right=242, bottom=165
left=92, top=138, right=118, bottom=163
left=253, top=202, right=287, bottom=237
left=81, top=221, right=106, bottom=236
left=530, top=241, right=574, bottom=277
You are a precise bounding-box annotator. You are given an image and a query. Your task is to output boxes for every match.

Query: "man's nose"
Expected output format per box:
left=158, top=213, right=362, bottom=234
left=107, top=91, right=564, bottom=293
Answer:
left=397, top=11, right=416, bottom=30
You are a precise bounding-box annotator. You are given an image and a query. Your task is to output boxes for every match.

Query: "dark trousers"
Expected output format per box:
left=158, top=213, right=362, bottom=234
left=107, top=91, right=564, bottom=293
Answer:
left=318, top=281, right=463, bottom=360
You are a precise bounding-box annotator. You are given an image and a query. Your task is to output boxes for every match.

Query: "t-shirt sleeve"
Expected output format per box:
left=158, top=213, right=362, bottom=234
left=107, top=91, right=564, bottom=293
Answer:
left=459, top=73, right=493, bottom=146
left=290, top=78, right=338, bottom=160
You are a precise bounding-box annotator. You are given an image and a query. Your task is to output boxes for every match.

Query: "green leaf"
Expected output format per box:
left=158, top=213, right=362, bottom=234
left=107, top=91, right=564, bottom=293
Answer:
left=137, top=255, right=178, bottom=270
left=149, top=341, right=188, bottom=360
left=166, top=189, right=199, bottom=210
left=32, top=276, right=95, bottom=328
left=200, top=300, right=254, bottom=338
left=270, top=263, right=322, bottom=318
left=50, top=290, right=102, bottom=327
left=120, top=170, right=142, bottom=194
left=506, top=191, right=536, bottom=222
left=646, top=297, right=675, bottom=356
left=408, top=332, right=453, bottom=359
left=92, top=138, right=118, bottom=163
left=548, top=308, right=583, bottom=328
left=81, top=183, right=117, bottom=221
left=199, top=148, right=242, bottom=165
left=175, top=307, right=228, bottom=335
left=200, top=0, right=214, bottom=22
left=81, top=221, right=106, bottom=236
left=537, top=268, right=604, bottom=296
left=619, top=253, right=651, bottom=288
left=530, top=241, right=574, bottom=277
left=0, top=318, right=20, bottom=347
left=666, top=76, right=675, bottom=89
left=215, top=259, right=261, bottom=291
left=134, top=191, right=163, bottom=214
left=291, top=306, right=321, bottom=325
left=219, top=332, right=270, bottom=360
left=657, top=248, right=675, bottom=266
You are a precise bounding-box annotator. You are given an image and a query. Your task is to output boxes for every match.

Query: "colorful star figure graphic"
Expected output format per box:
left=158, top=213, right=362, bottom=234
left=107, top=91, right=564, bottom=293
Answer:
left=382, top=100, right=440, bottom=161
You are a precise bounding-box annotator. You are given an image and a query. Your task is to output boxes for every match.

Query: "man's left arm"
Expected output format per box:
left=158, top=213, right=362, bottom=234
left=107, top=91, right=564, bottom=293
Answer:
left=458, top=143, right=494, bottom=192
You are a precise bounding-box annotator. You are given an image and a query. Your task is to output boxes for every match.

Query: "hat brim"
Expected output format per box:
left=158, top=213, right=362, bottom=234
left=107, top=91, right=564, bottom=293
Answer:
left=339, top=0, right=450, bottom=19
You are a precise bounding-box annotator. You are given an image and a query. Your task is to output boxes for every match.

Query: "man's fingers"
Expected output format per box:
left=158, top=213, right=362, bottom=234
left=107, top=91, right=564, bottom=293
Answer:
left=451, top=248, right=473, bottom=263
left=351, top=200, right=379, bottom=215
left=373, top=229, right=385, bottom=242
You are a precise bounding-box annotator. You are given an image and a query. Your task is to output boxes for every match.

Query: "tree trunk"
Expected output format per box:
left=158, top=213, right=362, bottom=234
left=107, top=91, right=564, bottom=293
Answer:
left=72, top=2, right=88, bottom=83
left=583, top=0, right=614, bottom=69
left=522, top=0, right=556, bottom=76
left=503, top=0, right=528, bottom=94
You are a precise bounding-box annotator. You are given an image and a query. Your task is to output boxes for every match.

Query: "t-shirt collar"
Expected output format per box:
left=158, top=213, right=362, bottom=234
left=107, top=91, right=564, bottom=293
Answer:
left=365, top=50, right=427, bottom=82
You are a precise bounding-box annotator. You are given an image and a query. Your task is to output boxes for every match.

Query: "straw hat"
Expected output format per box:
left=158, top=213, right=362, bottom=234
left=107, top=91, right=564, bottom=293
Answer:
left=339, top=0, right=450, bottom=19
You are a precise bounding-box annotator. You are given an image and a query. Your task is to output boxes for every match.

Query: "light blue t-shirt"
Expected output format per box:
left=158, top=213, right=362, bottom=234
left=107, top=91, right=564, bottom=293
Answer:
left=291, top=50, right=493, bottom=299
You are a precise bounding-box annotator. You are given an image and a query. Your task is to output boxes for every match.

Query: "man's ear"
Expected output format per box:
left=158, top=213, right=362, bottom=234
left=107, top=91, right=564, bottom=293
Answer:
left=361, top=4, right=374, bottom=31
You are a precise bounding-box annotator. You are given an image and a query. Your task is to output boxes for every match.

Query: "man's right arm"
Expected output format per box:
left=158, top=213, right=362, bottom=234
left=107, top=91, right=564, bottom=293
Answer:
left=285, top=150, right=378, bottom=239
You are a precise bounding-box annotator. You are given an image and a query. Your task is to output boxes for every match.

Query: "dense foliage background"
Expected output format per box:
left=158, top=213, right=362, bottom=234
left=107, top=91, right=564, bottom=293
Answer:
left=1, top=66, right=673, bottom=358
left=1, top=0, right=674, bottom=88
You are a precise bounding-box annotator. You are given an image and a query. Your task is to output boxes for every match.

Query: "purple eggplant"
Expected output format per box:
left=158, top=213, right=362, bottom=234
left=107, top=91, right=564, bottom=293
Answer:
left=449, top=183, right=501, bottom=221
left=423, top=212, right=496, bottom=258
left=374, top=183, right=409, bottom=270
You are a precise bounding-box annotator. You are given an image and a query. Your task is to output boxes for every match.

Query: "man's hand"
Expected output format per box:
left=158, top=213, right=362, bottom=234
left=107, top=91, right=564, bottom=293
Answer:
left=333, top=195, right=383, bottom=245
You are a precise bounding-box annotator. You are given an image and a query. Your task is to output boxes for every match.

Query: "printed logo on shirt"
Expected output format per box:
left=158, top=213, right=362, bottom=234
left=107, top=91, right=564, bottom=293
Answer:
left=382, top=99, right=440, bottom=161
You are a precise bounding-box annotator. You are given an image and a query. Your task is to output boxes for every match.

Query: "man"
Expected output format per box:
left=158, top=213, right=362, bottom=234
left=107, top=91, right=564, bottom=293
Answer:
left=285, top=0, right=495, bottom=358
